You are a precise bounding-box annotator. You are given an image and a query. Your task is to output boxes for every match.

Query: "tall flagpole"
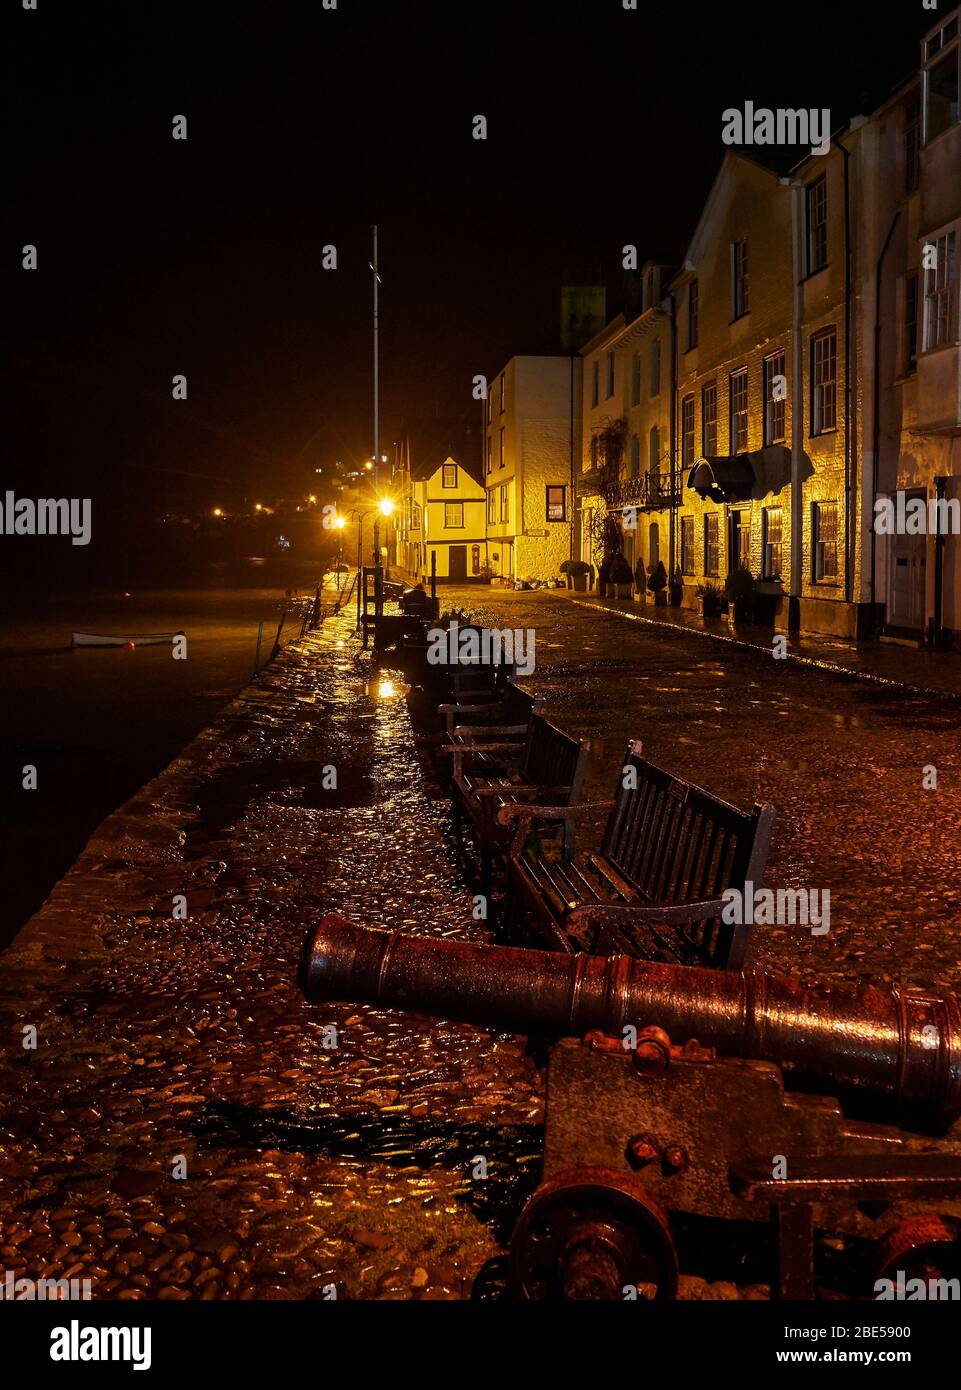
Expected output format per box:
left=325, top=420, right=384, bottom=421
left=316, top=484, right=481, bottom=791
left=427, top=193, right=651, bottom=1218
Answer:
left=372, top=225, right=380, bottom=565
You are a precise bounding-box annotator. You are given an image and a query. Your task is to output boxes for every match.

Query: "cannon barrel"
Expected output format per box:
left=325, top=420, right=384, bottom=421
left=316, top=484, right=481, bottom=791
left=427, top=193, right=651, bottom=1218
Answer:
left=299, top=915, right=961, bottom=1124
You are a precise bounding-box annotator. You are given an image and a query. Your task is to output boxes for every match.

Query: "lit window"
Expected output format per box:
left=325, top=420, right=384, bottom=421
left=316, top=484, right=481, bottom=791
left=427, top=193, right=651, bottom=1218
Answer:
left=704, top=515, right=720, bottom=576
left=680, top=516, right=695, bottom=574
left=729, top=367, right=749, bottom=453
left=763, top=351, right=786, bottom=445
left=806, top=177, right=828, bottom=275
left=546, top=485, right=566, bottom=522
left=811, top=330, right=837, bottom=434
left=923, top=232, right=956, bottom=351
left=702, top=381, right=717, bottom=456
left=681, top=395, right=695, bottom=467
left=813, top=501, right=838, bottom=580
left=762, top=507, right=783, bottom=580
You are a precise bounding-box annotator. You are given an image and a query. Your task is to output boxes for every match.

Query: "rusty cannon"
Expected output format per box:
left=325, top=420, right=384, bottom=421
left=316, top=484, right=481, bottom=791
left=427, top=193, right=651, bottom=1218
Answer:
left=299, top=915, right=961, bottom=1300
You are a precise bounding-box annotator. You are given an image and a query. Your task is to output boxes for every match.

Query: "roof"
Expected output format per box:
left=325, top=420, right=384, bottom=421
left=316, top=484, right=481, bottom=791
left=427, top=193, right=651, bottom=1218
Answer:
left=397, top=415, right=483, bottom=485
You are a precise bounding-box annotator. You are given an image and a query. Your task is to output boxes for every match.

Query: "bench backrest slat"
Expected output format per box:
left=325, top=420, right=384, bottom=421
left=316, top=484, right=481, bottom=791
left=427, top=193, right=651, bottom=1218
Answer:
left=602, top=741, right=774, bottom=968
left=521, top=714, right=588, bottom=806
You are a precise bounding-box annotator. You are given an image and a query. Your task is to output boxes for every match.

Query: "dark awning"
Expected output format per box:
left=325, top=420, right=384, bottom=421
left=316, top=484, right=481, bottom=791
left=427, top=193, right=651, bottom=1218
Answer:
left=687, top=455, right=756, bottom=503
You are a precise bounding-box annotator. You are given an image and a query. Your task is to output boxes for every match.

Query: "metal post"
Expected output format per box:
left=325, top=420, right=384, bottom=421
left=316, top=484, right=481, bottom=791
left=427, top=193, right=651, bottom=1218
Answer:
left=934, top=475, right=947, bottom=649
left=356, top=516, right=363, bottom=632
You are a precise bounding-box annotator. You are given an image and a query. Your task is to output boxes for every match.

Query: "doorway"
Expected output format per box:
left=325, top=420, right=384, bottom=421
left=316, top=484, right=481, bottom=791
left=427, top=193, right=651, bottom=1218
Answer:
left=448, top=545, right=467, bottom=581
left=890, top=490, right=926, bottom=630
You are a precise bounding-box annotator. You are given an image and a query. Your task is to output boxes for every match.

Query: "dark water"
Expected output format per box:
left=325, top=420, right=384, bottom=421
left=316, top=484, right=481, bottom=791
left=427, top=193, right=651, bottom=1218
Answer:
left=0, top=573, right=325, bottom=948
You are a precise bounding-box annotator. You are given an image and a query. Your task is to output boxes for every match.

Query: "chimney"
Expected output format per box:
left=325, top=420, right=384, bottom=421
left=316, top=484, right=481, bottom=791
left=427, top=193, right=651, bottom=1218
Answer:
left=560, top=283, right=607, bottom=352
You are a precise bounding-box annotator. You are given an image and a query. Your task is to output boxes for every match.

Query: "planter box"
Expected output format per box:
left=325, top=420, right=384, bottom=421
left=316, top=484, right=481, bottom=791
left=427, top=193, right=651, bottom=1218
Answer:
left=652, top=590, right=668, bottom=606
left=571, top=574, right=588, bottom=592
left=615, top=582, right=633, bottom=600
left=702, top=597, right=723, bottom=619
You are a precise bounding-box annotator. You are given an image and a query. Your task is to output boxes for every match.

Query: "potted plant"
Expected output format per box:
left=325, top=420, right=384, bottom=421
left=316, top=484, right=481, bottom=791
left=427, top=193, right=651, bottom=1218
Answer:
left=647, top=559, right=669, bottom=607
left=559, top=558, right=591, bottom=592
left=695, top=580, right=724, bottom=619
left=724, top=566, right=756, bottom=624
left=609, top=553, right=634, bottom=600
left=477, top=562, right=494, bottom=585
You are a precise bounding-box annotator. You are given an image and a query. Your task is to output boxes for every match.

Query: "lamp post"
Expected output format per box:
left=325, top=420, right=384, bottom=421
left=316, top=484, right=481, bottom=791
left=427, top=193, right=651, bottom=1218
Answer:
left=344, top=497, right=395, bottom=631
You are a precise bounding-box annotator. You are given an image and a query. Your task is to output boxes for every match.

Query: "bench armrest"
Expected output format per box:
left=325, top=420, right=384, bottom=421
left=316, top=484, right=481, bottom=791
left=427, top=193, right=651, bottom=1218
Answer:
left=437, top=700, right=499, bottom=715
left=439, top=740, right=524, bottom=757
left=497, top=799, right=617, bottom=858
left=565, top=897, right=727, bottom=930
left=448, top=722, right=528, bottom=740
left=470, top=784, right=572, bottom=800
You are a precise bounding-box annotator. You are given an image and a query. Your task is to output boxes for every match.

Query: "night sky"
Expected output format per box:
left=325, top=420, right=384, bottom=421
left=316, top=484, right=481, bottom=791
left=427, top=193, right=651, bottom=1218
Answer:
left=7, top=0, right=932, bottom=571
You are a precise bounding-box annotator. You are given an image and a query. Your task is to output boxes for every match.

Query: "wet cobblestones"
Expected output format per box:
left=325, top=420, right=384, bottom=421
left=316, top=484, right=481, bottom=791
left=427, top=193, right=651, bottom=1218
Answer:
left=3, top=592, right=960, bottom=1300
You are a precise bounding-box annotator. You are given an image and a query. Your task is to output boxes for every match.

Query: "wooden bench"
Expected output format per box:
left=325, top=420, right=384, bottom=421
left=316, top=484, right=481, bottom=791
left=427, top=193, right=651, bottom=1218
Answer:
left=437, top=679, right=541, bottom=743
left=447, top=713, right=588, bottom=894
left=497, top=739, right=774, bottom=969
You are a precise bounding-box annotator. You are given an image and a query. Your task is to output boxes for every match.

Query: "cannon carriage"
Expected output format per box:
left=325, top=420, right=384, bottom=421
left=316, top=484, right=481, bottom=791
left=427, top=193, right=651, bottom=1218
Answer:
left=299, top=915, right=961, bottom=1300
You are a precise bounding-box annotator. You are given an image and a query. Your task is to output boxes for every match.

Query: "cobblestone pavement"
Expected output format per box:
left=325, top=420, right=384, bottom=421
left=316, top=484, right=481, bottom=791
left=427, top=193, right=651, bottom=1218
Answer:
left=444, top=586, right=961, bottom=994
left=2, top=593, right=960, bottom=1302
left=0, top=609, right=541, bottom=1302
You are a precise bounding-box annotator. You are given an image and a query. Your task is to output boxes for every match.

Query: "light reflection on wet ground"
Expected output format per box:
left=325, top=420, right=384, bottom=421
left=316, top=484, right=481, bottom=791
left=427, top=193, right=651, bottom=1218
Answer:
left=1, top=592, right=959, bottom=1302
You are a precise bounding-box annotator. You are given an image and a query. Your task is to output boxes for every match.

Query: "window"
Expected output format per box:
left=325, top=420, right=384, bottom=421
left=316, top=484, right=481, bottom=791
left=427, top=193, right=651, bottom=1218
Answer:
left=649, top=426, right=660, bottom=472
left=630, top=434, right=640, bottom=478
left=810, top=330, right=837, bottom=434
left=499, top=374, right=505, bottom=414
left=487, top=489, right=496, bottom=525
left=591, top=360, right=599, bottom=407
left=499, top=485, right=509, bottom=524
left=471, top=544, right=480, bottom=575
left=688, top=279, right=699, bottom=349
left=680, top=516, right=695, bottom=575
left=806, top=177, right=828, bottom=276
left=904, top=91, right=921, bottom=192
left=729, top=367, right=749, bottom=453
left=923, top=231, right=957, bottom=350
left=763, top=351, right=786, bottom=445
left=411, top=502, right=421, bottom=530
left=702, top=381, right=717, bottom=456
left=681, top=394, right=695, bottom=467
left=442, top=464, right=457, bottom=488
left=486, top=436, right=492, bottom=475
left=444, top=502, right=463, bottom=528
left=589, top=435, right=598, bottom=470
left=732, top=240, right=749, bottom=318
left=486, top=392, right=492, bottom=424
left=499, top=426, right=506, bottom=467
left=762, top=507, right=783, bottom=580
left=905, top=272, right=919, bottom=372
left=546, top=485, right=566, bottom=522
left=704, top=514, right=720, bottom=576
left=606, top=350, right=615, bottom=398
left=631, top=353, right=641, bottom=405
left=925, top=16, right=960, bottom=142
left=813, top=501, right=838, bottom=580
left=650, top=340, right=660, bottom=396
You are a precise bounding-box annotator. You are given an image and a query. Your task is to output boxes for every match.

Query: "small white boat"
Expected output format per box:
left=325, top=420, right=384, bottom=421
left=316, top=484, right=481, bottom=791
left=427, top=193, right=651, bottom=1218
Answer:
left=71, top=630, right=185, bottom=648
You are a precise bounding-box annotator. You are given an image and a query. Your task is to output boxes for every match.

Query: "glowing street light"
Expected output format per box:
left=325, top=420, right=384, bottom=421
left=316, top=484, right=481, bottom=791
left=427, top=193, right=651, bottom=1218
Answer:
left=334, top=515, right=346, bottom=530
left=378, top=497, right=394, bottom=517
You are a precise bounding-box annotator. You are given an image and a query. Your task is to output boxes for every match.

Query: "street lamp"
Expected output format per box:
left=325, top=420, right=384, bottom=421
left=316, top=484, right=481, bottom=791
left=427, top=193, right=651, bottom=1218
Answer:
left=344, top=499, right=396, bottom=629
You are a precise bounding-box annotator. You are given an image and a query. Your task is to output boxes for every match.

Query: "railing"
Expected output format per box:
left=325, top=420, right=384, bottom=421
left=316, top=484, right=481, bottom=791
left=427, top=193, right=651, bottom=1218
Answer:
left=604, top=470, right=681, bottom=511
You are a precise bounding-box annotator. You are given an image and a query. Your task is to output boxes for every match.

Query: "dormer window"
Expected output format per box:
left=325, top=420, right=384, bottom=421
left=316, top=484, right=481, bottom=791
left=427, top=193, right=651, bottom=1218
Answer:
left=924, top=12, right=960, bottom=141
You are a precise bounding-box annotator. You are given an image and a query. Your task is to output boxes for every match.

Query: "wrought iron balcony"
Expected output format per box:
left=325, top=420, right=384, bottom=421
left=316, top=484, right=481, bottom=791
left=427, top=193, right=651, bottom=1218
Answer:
left=604, top=470, right=681, bottom=510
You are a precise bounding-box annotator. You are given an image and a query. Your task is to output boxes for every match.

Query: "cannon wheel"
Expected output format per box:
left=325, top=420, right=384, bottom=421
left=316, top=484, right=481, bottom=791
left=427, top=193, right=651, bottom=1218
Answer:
left=509, top=1166, right=678, bottom=1300
left=874, top=1214, right=961, bottom=1294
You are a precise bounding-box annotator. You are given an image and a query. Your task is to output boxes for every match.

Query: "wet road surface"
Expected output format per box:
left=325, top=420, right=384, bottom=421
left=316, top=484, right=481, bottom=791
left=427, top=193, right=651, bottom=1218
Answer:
left=1, top=592, right=959, bottom=1301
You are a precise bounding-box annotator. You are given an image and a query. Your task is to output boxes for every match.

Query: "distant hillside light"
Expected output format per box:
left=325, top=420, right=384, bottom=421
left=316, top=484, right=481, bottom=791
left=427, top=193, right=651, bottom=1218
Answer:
left=212, top=508, right=223, bottom=518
